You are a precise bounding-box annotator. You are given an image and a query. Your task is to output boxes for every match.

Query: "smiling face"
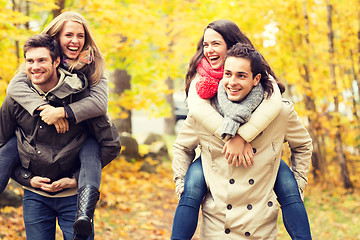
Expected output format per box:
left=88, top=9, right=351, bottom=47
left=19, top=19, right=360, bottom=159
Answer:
left=58, top=21, right=85, bottom=59
left=223, top=56, right=261, bottom=102
left=25, top=47, right=60, bottom=92
left=203, top=28, right=227, bottom=69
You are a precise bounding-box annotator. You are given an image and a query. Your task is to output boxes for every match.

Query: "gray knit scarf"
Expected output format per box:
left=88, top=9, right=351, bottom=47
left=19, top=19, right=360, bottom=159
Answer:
left=214, top=80, right=265, bottom=139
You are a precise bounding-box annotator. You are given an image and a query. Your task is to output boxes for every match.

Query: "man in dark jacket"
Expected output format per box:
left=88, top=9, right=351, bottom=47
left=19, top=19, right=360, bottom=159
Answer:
left=0, top=34, right=120, bottom=240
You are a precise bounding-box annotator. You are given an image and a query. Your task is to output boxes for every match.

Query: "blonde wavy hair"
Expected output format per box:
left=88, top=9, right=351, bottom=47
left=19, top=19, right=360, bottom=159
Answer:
left=41, top=11, right=104, bottom=85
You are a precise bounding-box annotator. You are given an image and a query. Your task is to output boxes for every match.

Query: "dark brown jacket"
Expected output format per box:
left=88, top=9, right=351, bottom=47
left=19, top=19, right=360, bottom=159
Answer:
left=0, top=68, right=120, bottom=187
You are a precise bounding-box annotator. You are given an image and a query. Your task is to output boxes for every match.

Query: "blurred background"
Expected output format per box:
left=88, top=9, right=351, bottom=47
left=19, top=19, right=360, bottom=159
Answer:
left=0, top=0, right=360, bottom=239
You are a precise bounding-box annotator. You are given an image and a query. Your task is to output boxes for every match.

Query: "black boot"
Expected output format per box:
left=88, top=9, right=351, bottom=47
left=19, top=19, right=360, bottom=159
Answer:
left=73, top=185, right=100, bottom=239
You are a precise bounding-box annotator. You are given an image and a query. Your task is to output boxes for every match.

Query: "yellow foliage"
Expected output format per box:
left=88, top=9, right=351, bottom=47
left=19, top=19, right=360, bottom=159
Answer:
left=0, top=0, right=358, bottom=192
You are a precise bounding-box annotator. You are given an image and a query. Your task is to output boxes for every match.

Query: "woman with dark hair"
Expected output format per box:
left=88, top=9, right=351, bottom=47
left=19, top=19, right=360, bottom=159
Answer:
left=172, top=20, right=311, bottom=240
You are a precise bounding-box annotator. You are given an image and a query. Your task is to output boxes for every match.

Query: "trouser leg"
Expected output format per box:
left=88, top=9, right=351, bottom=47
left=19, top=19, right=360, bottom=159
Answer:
left=0, top=136, right=20, bottom=193
left=171, top=157, right=207, bottom=240
left=74, top=136, right=101, bottom=239
left=23, top=189, right=56, bottom=240
left=274, top=160, right=312, bottom=240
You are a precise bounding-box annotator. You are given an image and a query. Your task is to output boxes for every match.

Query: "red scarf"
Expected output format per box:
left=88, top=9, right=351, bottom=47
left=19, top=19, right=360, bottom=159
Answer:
left=196, top=57, right=224, bottom=99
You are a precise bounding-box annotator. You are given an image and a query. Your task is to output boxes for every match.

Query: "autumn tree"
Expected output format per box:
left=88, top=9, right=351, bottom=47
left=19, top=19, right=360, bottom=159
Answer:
left=1, top=0, right=359, bottom=189
left=326, top=0, right=352, bottom=189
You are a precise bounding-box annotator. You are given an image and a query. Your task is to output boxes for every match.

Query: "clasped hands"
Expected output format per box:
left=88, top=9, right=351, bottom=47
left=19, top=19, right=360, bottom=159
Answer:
left=37, top=105, right=69, bottom=133
left=30, top=176, right=77, bottom=192
left=222, top=134, right=254, bottom=167
left=178, top=134, right=254, bottom=195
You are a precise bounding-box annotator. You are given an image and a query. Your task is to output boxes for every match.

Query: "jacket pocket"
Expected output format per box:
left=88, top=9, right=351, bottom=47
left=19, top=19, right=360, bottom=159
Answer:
left=207, top=142, right=226, bottom=173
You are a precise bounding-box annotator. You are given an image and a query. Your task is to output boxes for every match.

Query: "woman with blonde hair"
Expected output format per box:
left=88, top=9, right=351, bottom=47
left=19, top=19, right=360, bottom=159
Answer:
left=42, top=11, right=105, bottom=87
left=1, top=11, right=113, bottom=240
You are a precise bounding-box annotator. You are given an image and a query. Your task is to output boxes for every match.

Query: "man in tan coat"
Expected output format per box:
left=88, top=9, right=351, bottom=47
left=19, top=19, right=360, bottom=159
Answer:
left=172, top=43, right=312, bottom=239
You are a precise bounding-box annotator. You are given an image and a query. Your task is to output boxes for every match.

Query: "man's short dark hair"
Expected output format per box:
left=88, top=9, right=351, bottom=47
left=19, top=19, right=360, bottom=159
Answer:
left=225, top=43, right=274, bottom=98
left=23, top=34, right=61, bottom=63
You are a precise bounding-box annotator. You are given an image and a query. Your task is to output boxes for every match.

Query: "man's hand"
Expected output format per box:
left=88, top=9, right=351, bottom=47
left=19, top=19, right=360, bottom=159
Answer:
left=30, top=176, right=51, bottom=189
left=38, top=105, right=65, bottom=125
left=222, top=134, right=245, bottom=167
left=50, top=177, right=77, bottom=191
left=30, top=176, right=77, bottom=192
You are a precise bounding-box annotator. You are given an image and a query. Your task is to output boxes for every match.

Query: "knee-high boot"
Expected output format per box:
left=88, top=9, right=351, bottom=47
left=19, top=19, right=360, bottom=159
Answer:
left=73, top=185, right=100, bottom=239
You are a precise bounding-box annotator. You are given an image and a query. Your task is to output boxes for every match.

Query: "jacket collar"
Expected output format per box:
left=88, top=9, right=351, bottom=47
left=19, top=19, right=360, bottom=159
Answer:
left=31, top=67, right=88, bottom=99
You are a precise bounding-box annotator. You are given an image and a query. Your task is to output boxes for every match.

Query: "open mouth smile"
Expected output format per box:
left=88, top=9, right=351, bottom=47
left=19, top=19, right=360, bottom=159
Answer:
left=209, top=56, right=220, bottom=62
left=32, top=72, right=44, bottom=78
left=68, top=46, right=79, bottom=52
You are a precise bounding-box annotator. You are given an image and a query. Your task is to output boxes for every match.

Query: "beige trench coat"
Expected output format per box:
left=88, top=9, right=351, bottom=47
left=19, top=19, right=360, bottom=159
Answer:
left=173, top=100, right=313, bottom=239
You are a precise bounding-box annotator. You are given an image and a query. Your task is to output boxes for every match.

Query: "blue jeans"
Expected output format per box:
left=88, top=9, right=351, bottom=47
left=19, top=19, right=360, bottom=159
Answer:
left=0, top=136, right=20, bottom=193
left=171, top=157, right=207, bottom=240
left=171, top=157, right=312, bottom=240
left=78, top=136, right=102, bottom=190
left=274, top=160, right=312, bottom=239
left=23, top=189, right=93, bottom=240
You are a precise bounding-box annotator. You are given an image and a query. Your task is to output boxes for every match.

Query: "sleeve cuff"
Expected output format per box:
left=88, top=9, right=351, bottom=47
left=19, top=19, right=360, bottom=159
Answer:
left=64, top=105, right=76, bottom=123
left=221, top=118, right=241, bottom=139
left=174, top=177, right=184, bottom=197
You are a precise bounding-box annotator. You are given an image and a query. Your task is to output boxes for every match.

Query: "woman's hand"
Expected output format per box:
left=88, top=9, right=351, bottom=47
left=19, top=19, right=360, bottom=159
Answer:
left=242, top=142, right=255, bottom=167
left=222, top=134, right=245, bottom=167
left=54, top=118, right=69, bottom=134
left=38, top=105, right=66, bottom=125
left=222, top=135, right=255, bottom=167
left=37, top=105, right=69, bottom=133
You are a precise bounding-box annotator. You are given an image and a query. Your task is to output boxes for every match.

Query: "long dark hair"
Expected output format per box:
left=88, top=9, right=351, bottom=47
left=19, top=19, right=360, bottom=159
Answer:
left=185, top=19, right=285, bottom=96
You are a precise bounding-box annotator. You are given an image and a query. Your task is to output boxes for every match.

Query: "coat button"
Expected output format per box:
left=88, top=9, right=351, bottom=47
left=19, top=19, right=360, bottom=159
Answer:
left=252, top=148, right=257, bottom=154
left=229, top=179, right=235, bottom=184
left=268, top=201, right=273, bottom=207
left=37, top=150, right=41, bottom=154
left=227, top=204, right=232, bottom=210
left=248, top=179, right=254, bottom=185
left=247, top=204, right=252, bottom=210
left=39, top=125, right=43, bottom=129
left=225, top=228, right=230, bottom=234
left=245, top=232, right=251, bottom=237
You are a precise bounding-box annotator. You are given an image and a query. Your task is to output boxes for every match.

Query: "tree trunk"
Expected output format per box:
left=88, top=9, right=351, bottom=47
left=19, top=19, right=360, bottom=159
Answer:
left=52, top=0, right=66, bottom=18
left=303, top=66, right=327, bottom=181
left=12, top=0, right=21, bottom=65
left=326, top=1, right=353, bottom=189
left=164, top=17, right=176, bottom=135
left=357, top=0, right=360, bottom=99
left=301, top=1, right=327, bottom=181
left=164, top=77, right=175, bottom=135
left=112, top=68, right=132, bottom=133
left=350, top=52, right=360, bottom=122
